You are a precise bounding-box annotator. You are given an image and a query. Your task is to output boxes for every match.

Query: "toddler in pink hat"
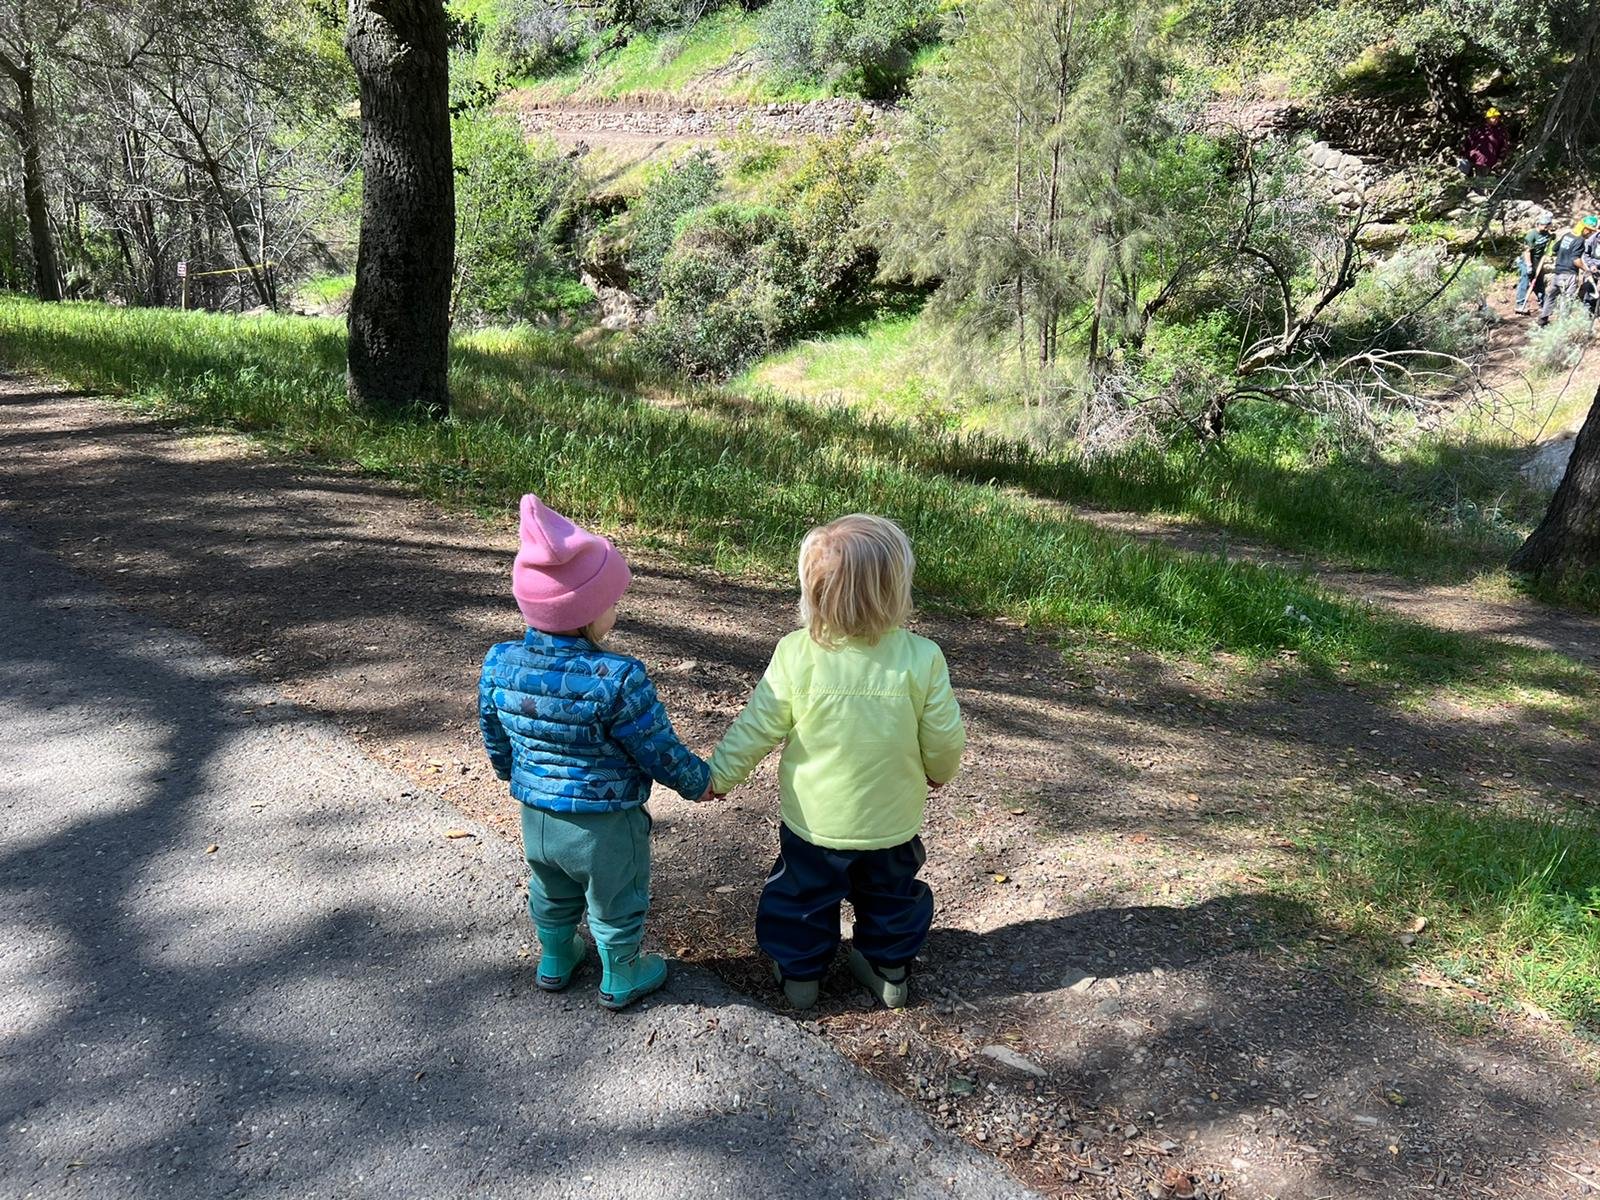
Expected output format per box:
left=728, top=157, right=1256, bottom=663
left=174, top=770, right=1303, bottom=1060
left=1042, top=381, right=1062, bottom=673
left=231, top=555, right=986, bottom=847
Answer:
left=478, top=495, right=712, bottom=1009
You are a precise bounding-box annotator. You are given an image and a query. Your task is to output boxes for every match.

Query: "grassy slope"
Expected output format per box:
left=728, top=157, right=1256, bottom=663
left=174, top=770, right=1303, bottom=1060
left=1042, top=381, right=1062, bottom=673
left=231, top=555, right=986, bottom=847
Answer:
left=513, top=7, right=824, bottom=103
left=738, top=302, right=1582, bottom=585
left=3, top=294, right=1594, bottom=1034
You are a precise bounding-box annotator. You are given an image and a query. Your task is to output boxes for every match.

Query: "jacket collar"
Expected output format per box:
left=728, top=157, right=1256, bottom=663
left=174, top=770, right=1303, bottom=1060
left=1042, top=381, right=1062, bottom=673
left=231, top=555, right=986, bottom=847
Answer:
left=524, top=628, right=592, bottom=650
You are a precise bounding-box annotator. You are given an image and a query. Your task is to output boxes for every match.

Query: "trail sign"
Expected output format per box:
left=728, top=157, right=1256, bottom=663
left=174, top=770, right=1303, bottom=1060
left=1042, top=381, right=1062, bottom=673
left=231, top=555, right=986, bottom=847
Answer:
left=177, top=261, right=188, bottom=278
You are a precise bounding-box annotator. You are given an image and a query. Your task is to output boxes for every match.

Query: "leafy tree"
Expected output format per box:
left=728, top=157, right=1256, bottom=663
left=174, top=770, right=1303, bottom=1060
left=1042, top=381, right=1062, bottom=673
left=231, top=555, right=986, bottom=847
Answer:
left=1511, top=387, right=1600, bottom=598
left=874, top=0, right=1172, bottom=395
left=451, top=113, right=583, bottom=325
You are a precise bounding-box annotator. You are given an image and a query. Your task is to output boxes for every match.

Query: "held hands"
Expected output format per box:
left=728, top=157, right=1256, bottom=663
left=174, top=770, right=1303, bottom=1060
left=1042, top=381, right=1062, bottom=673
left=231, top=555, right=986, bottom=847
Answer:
left=695, top=783, right=725, bottom=803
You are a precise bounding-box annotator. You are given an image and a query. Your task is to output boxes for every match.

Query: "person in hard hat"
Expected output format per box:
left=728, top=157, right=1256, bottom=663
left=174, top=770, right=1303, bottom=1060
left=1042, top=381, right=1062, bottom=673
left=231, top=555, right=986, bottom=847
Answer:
left=1539, top=216, right=1597, bottom=325
left=1461, top=107, right=1509, bottom=176
left=1582, top=215, right=1600, bottom=312
left=1515, top=211, right=1556, bottom=315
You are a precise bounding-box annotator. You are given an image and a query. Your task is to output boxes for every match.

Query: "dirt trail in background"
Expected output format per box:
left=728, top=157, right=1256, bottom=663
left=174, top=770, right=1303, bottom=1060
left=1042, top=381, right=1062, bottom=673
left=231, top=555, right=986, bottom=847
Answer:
left=504, top=92, right=886, bottom=149
left=2, top=374, right=1597, bottom=1200
left=1068, top=505, right=1600, bottom=666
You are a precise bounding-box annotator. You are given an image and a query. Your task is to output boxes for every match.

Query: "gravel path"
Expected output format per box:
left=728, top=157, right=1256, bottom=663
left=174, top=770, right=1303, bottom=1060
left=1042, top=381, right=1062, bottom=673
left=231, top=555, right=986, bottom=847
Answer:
left=0, top=522, right=1035, bottom=1200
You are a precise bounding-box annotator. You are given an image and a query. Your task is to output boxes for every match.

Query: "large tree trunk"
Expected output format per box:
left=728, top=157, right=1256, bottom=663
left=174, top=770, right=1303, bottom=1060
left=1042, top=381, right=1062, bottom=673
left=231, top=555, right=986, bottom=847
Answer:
left=344, top=0, right=454, bottom=419
left=1510, top=386, right=1600, bottom=587
left=0, top=60, right=63, bottom=302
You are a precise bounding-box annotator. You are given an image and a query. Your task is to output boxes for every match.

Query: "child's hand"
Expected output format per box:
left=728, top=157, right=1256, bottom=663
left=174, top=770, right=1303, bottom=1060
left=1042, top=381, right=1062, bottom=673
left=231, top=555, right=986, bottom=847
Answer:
left=927, top=778, right=943, bottom=791
left=694, top=784, right=716, bottom=803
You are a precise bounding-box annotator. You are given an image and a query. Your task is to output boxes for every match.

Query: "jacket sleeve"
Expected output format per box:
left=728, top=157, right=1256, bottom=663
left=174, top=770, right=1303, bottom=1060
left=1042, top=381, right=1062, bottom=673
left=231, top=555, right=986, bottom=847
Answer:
left=608, top=664, right=711, bottom=801
left=478, top=655, right=513, bottom=782
left=918, top=647, right=965, bottom=786
left=709, top=654, right=792, bottom=794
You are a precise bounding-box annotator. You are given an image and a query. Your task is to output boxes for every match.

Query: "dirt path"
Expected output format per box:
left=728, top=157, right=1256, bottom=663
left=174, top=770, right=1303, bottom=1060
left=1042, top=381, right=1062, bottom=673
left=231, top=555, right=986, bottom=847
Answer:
left=2, top=374, right=1597, bottom=1200
left=1071, top=506, right=1600, bottom=666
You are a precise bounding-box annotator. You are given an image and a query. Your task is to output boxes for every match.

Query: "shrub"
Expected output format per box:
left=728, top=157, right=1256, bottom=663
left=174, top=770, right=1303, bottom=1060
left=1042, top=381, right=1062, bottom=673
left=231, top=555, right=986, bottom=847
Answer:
left=1524, top=304, right=1594, bottom=374
left=452, top=113, right=587, bottom=325
left=642, top=204, right=812, bottom=374
left=1326, top=243, right=1495, bottom=359
left=482, top=0, right=586, bottom=75
left=757, top=0, right=938, bottom=98
left=776, top=118, right=886, bottom=301
left=626, top=149, right=724, bottom=298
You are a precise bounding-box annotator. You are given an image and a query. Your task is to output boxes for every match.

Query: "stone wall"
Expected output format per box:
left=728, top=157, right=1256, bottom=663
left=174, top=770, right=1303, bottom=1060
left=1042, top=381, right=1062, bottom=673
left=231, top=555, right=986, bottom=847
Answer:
left=510, top=96, right=889, bottom=142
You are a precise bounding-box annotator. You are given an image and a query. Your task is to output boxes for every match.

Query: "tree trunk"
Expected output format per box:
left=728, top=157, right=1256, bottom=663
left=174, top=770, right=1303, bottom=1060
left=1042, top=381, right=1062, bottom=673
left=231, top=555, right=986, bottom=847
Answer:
left=1509, top=386, right=1600, bottom=587
left=1, top=63, right=63, bottom=302
left=344, top=0, right=454, bottom=419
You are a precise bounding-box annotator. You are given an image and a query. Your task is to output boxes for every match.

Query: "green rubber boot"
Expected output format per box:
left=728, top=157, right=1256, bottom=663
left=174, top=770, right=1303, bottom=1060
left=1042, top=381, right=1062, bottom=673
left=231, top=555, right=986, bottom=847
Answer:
left=849, top=948, right=910, bottom=1008
left=770, top=961, right=819, bottom=1011
left=597, top=943, right=668, bottom=1010
left=534, top=925, right=587, bottom=992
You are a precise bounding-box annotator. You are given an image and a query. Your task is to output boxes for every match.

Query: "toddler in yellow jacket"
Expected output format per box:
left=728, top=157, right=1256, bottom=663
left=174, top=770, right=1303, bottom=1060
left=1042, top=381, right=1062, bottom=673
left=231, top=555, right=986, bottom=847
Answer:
left=710, top=514, right=965, bottom=1009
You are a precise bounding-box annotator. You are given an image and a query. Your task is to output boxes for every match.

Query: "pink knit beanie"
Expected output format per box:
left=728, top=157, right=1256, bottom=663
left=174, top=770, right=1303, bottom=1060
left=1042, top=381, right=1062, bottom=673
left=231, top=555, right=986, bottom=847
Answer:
left=511, top=495, right=632, bottom=631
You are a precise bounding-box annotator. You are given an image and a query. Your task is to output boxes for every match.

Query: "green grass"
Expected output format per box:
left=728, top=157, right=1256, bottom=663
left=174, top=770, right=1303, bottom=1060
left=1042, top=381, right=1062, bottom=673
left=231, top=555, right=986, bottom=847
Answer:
left=516, top=8, right=824, bottom=103
left=740, top=305, right=1555, bottom=583
left=1282, top=789, right=1600, bottom=1033
left=0, top=295, right=1593, bottom=708
left=292, top=272, right=355, bottom=309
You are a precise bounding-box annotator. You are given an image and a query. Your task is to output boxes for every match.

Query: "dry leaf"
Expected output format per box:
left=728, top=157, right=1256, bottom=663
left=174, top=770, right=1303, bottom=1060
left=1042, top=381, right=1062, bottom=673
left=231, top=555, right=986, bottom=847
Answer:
left=444, top=829, right=476, bottom=840
left=992, top=873, right=1009, bottom=883
left=204, top=844, right=219, bottom=854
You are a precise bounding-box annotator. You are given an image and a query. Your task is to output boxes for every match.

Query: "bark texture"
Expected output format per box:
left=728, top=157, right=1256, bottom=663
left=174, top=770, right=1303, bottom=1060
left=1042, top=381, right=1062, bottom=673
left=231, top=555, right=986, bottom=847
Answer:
left=0, top=54, right=63, bottom=302
left=1510, top=385, right=1600, bottom=586
left=344, top=0, right=454, bottom=418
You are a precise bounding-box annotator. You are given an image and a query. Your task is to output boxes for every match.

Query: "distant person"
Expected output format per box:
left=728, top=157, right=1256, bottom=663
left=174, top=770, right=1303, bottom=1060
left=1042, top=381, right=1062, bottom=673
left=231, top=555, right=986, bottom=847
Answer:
left=1516, top=211, right=1555, bottom=314
left=478, top=495, right=713, bottom=1009
left=1539, top=216, right=1596, bottom=326
left=709, top=515, right=965, bottom=1011
left=1460, top=107, right=1510, bottom=176
left=1583, top=216, right=1600, bottom=311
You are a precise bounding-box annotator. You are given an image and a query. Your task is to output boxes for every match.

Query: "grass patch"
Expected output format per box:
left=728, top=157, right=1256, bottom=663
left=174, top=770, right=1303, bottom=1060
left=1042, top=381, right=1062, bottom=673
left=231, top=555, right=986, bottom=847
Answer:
left=0, top=295, right=1593, bottom=709
left=517, top=8, right=824, bottom=102
left=1282, top=789, right=1600, bottom=1033
left=740, top=304, right=1554, bottom=583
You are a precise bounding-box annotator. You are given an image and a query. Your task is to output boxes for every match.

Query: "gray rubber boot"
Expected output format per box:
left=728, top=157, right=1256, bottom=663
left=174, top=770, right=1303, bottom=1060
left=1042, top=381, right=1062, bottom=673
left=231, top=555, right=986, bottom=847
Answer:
left=771, top=961, right=819, bottom=1010
left=848, top=948, right=910, bottom=1008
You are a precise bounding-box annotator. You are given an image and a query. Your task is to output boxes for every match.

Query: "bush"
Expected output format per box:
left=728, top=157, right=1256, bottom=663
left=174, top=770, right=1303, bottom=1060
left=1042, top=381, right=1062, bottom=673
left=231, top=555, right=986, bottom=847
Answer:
left=481, top=0, right=586, bottom=75
left=1326, top=243, right=1495, bottom=359
left=1524, top=304, right=1594, bottom=374
left=642, top=204, right=812, bottom=374
left=452, top=113, right=587, bottom=325
left=626, top=149, right=724, bottom=298
left=776, top=119, right=886, bottom=300
left=757, top=0, right=938, bottom=98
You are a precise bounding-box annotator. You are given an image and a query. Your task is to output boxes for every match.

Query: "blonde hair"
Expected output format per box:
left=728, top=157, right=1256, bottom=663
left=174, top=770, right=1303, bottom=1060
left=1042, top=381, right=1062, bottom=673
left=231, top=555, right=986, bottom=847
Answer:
left=798, top=514, right=914, bottom=647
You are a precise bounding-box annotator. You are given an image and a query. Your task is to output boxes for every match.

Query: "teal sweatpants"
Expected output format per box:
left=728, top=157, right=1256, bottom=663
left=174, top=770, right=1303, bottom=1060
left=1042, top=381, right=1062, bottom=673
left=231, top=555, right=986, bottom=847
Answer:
left=520, top=805, right=653, bottom=949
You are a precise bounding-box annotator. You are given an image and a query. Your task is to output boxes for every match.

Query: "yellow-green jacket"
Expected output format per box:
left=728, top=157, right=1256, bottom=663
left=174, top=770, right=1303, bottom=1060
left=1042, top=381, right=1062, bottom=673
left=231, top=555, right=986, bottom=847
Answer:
left=709, top=628, right=965, bottom=850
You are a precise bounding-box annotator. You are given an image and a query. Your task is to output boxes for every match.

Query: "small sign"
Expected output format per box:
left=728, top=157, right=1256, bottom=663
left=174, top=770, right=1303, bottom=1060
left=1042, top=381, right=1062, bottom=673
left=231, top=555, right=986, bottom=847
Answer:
left=177, top=260, right=188, bottom=278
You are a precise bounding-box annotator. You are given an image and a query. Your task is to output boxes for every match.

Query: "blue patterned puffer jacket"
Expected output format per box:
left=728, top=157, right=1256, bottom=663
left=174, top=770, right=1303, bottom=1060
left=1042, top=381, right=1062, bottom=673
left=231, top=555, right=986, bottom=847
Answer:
left=478, top=629, right=710, bottom=813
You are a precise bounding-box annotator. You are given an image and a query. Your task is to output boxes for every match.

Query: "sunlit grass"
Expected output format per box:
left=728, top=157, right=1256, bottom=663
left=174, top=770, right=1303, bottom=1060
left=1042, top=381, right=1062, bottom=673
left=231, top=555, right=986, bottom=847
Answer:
left=1280, top=788, right=1600, bottom=1033
left=1, top=295, right=1592, bottom=708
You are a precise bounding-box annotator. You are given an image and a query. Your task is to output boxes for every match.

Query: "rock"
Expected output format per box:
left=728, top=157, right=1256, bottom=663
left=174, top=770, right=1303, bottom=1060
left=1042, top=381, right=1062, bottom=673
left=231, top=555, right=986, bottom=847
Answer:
left=1356, top=223, right=1409, bottom=250
left=979, top=1044, right=1047, bottom=1077
left=1062, top=968, right=1097, bottom=992
left=1522, top=434, right=1577, bottom=491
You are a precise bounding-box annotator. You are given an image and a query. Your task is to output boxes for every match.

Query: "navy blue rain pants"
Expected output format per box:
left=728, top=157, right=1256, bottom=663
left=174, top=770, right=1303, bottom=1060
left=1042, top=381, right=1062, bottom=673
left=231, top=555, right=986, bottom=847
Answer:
left=757, top=824, right=933, bottom=981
